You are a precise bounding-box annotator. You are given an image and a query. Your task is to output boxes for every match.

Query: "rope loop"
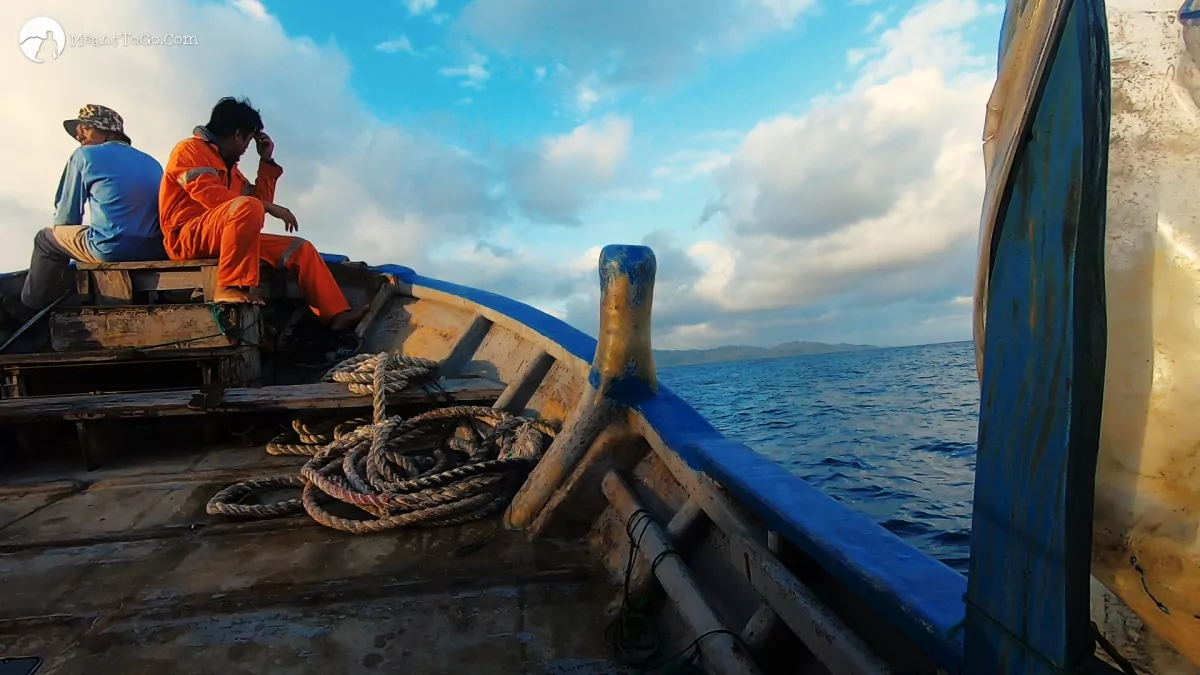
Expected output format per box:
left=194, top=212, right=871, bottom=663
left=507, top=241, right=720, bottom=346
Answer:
left=207, top=351, right=559, bottom=533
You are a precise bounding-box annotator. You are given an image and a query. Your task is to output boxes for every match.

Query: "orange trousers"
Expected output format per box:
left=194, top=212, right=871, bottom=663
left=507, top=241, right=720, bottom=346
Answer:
left=163, top=197, right=350, bottom=320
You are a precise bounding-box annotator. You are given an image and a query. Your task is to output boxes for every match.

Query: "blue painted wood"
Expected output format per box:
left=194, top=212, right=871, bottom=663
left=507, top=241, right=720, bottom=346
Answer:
left=964, top=0, right=1110, bottom=672
left=587, top=244, right=658, bottom=404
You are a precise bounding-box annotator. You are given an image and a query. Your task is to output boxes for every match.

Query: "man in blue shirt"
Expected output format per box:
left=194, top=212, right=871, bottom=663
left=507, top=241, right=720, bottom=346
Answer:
left=14, top=104, right=166, bottom=314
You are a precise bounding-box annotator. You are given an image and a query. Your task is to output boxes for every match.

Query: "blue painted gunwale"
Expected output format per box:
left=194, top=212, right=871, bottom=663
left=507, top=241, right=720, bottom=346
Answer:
left=347, top=255, right=970, bottom=672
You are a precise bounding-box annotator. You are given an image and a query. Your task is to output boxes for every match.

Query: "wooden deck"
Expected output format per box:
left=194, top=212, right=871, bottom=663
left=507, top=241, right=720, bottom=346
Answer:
left=0, top=442, right=619, bottom=675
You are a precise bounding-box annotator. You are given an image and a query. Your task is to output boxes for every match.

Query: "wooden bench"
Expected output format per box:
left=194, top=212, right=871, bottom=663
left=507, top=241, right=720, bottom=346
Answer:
left=0, top=377, right=506, bottom=469
left=75, top=259, right=303, bottom=305
left=76, top=259, right=219, bottom=305
left=0, top=345, right=259, bottom=399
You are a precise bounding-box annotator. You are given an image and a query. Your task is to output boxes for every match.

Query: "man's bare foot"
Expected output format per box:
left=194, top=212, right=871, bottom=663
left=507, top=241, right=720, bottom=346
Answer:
left=213, top=286, right=265, bottom=306
left=328, top=304, right=370, bottom=332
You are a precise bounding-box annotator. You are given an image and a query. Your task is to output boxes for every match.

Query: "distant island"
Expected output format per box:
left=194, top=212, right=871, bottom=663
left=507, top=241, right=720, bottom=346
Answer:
left=653, top=340, right=877, bottom=368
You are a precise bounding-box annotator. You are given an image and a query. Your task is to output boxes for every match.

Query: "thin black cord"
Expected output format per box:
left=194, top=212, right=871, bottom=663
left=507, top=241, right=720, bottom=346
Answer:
left=604, top=509, right=754, bottom=674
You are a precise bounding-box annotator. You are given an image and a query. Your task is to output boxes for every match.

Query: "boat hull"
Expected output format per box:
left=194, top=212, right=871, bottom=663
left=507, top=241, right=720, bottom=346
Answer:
left=0, top=249, right=973, bottom=674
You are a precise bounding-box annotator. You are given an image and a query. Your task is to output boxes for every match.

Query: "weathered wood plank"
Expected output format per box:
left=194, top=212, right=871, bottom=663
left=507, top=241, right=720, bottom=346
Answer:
left=74, top=270, right=90, bottom=298
left=0, top=345, right=248, bottom=366
left=76, top=419, right=124, bottom=470
left=724, top=527, right=892, bottom=674
left=215, top=346, right=262, bottom=388
left=200, top=266, right=218, bottom=302
left=0, top=378, right=504, bottom=422
left=130, top=270, right=206, bottom=293
left=355, top=284, right=396, bottom=340
left=77, top=259, right=217, bottom=271
left=115, top=266, right=298, bottom=299
left=634, top=419, right=897, bottom=674
left=49, top=305, right=260, bottom=352
left=493, top=350, right=555, bottom=415
left=91, top=270, right=133, bottom=305
left=440, top=314, right=494, bottom=377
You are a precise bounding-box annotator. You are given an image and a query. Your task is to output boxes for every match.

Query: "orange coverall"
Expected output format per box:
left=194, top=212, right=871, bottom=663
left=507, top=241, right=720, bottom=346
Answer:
left=158, top=126, right=350, bottom=319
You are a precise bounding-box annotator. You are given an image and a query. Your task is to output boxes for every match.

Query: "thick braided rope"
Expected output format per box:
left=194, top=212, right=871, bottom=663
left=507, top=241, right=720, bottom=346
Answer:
left=266, top=416, right=370, bottom=456
left=206, top=351, right=557, bottom=533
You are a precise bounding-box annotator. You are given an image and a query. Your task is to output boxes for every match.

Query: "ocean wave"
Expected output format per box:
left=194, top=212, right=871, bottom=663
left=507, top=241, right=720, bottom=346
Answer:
left=661, top=340, right=978, bottom=576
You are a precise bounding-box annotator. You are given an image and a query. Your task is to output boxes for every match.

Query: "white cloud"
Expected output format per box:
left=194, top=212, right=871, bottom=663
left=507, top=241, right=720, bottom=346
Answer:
left=534, top=66, right=547, bottom=82
left=756, top=0, right=818, bottom=27
left=506, top=115, right=633, bottom=224
left=232, top=0, right=269, bottom=20
left=455, top=0, right=818, bottom=92
left=576, top=84, right=600, bottom=111
left=405, top=0, right=438, bottom=15
left=610, top=188, right=663, bottom=202
left=374, top=36, right=416, bottom=55
left=439, top=52, right=491, bottom=89
left=0, top=0, right=501, bottom=281
left=864, top=11, right=888, bottom=33
left=853, top=0, right=1001, bottom=86
left=694, top=0, right=994, bottom=314
left=558, top=0, right=999, bottom=348
left=652, top=149, right=732, bottom=183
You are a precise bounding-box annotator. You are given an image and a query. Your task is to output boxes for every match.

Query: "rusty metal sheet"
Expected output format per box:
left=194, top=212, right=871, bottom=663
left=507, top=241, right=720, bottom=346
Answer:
left=1090, top=0, right=1200, bottom=669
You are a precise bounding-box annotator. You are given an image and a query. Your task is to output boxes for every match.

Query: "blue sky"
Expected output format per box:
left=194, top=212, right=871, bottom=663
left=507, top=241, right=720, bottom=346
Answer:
left=2, top=0, right=1003, bottom=349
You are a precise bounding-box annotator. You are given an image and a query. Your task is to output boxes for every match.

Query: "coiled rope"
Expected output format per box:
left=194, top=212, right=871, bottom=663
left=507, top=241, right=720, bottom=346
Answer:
left=206, top=352, right=558, bottom=533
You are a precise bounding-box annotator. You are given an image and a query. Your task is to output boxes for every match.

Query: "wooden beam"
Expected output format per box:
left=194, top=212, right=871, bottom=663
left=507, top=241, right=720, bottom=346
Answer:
left=492, top=350, right=555, bottom=415
left=0, top=377, right=504, bottom=422
left=633, top=417, right=892, bottom=675
left=200, top=266, right=218, bottom=303
left=602, top=470, right=763, bottom=675
left=91, top=270, right=133, bottom=305
left=76, top=419, right=124, bottom=471
left=0, top=344, right=248, bottom=367
left=49, top=305, right=259, bottom=352
left=77, top=259, right=217, bottom=271
left=607, top=495, right=710, bottom=616
left=740, top=604, right=777, bottom=653
left=130, top=270, right=206, bottom=293
left=354, top=285, right=396, bottom=341
left=504, top=385, right=619, bottom=529
left=439, top=313, right=494, bottom=377
left=723, top=526, right=892, bottom=674
left=741, top=532, right=783, bottom=652
left=505, top=245, right=657, bottom=530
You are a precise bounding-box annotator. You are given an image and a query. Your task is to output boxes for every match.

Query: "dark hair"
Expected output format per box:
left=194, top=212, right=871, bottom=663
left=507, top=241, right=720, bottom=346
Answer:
left=206, top=96, right=264, bottom=138
left=101, top=129, right=132, bottom=144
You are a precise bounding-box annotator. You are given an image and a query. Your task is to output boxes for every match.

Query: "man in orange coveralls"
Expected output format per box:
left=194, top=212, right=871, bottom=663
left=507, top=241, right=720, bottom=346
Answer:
left=159, top=97, right=364, bottom=330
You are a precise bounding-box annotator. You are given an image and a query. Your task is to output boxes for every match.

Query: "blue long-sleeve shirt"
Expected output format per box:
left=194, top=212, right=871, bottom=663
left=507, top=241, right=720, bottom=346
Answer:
left=53, top=141, right=167, bottom=261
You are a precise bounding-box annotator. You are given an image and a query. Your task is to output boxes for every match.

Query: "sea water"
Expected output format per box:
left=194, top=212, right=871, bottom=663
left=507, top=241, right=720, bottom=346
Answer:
left=659, top=340, right=977, bottom=574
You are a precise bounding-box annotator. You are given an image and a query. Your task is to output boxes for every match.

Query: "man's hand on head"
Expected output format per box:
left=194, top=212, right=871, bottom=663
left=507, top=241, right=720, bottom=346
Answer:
left=255, top=132, right=275, bottom=162
left=263, top=202, right=298, bottom=233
